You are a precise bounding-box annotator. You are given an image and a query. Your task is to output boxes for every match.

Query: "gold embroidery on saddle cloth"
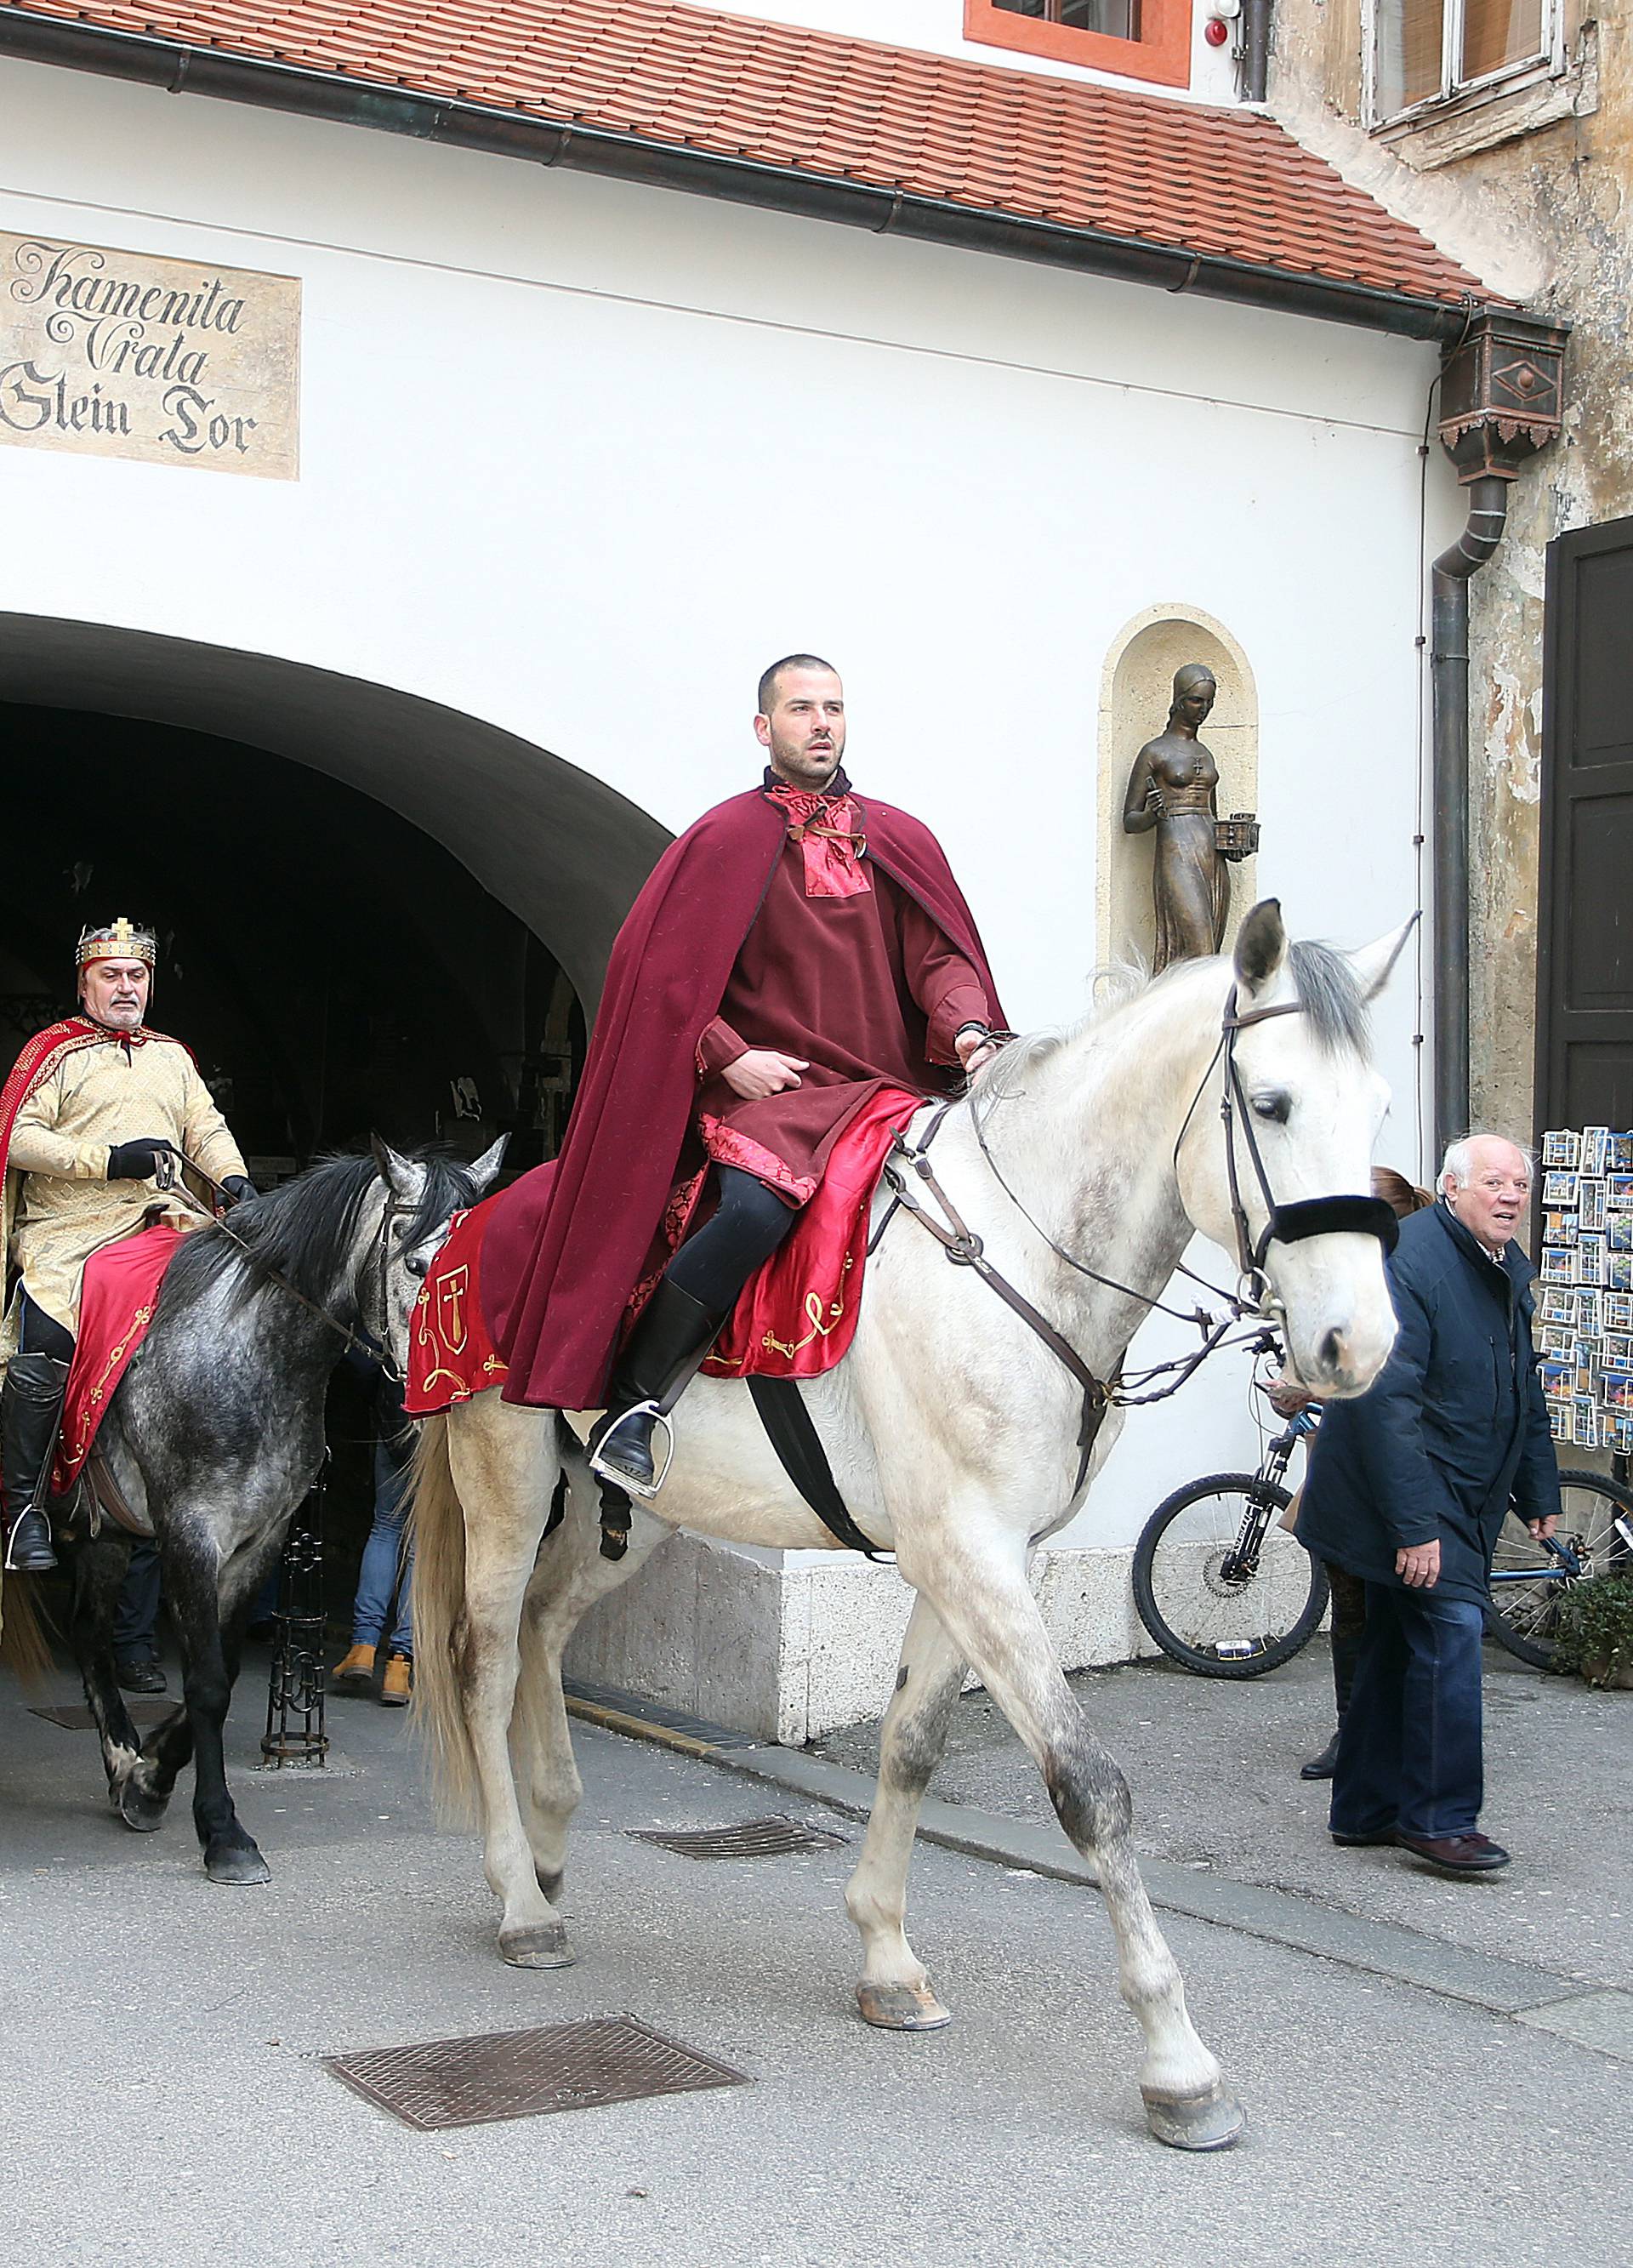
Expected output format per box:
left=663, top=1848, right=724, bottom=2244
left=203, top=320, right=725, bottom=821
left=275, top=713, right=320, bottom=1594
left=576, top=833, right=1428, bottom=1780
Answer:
left=709, top=1253, right=855, bottom=1371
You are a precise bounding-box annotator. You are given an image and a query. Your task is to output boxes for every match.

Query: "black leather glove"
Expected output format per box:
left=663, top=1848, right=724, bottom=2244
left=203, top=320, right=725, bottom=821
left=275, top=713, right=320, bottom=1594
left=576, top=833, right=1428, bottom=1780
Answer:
left=105, top=1137, right=172, bottom=1181
left=221, top=1175, right=257, bottom=1207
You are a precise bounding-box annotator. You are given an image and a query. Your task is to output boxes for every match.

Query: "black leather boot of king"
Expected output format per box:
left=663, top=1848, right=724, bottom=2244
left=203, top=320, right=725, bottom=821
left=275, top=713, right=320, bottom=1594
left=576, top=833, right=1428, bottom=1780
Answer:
left=588, top=1279, right=724, bottom=1498
left=2, top=1352, right=71, bottom=1574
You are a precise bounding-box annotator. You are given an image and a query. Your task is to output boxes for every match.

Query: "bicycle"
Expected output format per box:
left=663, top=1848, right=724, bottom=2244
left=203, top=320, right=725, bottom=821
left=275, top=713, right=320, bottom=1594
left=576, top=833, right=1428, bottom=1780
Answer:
left=1483, top=1467, right=1633, bottom=1667
left=1132, top=1401, right=1328, bottom=1678
left=1134, top=1399, right=1633, bottom=1676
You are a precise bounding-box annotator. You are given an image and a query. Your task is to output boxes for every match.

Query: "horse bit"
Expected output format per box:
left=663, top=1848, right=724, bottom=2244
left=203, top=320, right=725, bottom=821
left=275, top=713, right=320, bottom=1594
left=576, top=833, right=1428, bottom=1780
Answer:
left=880, top=988, right=1399, bottom=1499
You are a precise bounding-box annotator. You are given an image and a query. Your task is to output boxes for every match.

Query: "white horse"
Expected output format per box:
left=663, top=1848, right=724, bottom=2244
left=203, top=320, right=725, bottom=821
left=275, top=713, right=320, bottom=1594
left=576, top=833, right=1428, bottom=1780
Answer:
left=411, top=901, right=1408, bottom=2151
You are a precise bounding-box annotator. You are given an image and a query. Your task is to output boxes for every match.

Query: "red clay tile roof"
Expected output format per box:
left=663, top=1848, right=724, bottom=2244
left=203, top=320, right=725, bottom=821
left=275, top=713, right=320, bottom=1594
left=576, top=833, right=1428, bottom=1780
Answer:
left=0, top=0, right=1496, bottom=310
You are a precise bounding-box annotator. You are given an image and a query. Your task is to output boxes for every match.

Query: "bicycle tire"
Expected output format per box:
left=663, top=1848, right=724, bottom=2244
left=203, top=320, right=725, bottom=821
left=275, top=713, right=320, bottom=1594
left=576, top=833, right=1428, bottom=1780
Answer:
left=1133, top=1471, right=1330, bottom=1678
left=1483, top=1467, right=1633, bottom=1669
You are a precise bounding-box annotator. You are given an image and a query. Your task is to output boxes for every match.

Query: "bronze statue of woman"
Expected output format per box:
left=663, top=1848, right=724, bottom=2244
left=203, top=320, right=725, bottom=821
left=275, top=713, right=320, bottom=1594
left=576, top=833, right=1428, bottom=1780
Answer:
left=1123, top=664, right=1230, bottom=972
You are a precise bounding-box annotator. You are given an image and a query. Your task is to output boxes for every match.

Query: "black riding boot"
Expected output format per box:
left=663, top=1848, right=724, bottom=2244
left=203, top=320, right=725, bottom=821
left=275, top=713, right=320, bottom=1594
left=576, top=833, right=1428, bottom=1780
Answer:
left=588, top=1279, right=725, bottom=1497
left=2, top=1352, right=70, bottom=1574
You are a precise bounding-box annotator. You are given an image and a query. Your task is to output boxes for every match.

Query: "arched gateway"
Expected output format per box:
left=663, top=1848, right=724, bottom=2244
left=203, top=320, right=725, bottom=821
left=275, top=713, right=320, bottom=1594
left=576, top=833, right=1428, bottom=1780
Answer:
left=0, top=613, right=669, bottom=1169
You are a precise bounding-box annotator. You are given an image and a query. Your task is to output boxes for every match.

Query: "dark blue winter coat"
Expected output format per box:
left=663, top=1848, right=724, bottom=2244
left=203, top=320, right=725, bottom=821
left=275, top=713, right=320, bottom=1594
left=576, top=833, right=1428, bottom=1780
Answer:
left=1297, top=1199, right=1561, bottom=1604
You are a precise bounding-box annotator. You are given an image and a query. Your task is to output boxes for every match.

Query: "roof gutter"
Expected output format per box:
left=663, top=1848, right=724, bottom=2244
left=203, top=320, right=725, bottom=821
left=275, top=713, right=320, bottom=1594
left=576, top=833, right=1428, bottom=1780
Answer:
left=0, top=10, right=1479, bottom=345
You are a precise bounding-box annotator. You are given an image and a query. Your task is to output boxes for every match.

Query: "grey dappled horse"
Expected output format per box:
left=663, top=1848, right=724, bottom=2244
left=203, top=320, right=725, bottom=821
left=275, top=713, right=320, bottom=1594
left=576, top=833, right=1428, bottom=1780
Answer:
left=57, top=1138, right=501, bottom=1883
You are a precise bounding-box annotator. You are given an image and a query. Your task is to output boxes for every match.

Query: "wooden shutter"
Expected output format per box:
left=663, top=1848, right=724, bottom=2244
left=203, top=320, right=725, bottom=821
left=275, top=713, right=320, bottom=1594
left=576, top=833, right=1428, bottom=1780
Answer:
left=1536, top=516, right=1633, bottom=1130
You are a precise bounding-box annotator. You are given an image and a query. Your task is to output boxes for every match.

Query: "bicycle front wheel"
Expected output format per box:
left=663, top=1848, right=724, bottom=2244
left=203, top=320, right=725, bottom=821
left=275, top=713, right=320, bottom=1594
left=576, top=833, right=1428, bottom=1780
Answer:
left=1132, top=1472, right=1330, bottom=1678
left=1483, top=1467, right=1633, bottom=1669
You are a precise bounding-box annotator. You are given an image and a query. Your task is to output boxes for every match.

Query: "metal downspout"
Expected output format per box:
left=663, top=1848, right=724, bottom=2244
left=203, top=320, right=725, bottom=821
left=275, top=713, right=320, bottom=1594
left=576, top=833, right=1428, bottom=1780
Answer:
left=1242, top=0, right=1272, bottom=103
left=1431, top=472, right=1510, bottom=1158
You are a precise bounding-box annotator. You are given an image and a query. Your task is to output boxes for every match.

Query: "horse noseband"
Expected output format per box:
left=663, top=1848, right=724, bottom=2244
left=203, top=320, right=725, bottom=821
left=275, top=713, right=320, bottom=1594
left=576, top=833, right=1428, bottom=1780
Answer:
left=1254, top=1194, right=1400, bottom=1269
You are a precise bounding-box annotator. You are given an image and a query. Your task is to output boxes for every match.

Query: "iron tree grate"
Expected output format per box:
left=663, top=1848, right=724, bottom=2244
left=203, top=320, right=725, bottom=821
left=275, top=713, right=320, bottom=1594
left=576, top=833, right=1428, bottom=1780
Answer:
left=630, top=1815, right=846, bottom=1860
left=322, top=2016, right=749, bottom=2130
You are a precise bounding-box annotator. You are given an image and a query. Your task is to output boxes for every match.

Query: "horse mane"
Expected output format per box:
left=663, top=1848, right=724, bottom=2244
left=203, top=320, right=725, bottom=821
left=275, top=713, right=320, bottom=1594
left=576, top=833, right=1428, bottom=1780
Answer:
left=161, top=1147, right=481, bottom=1319
left=976, top=936, right=1369, bottom=1109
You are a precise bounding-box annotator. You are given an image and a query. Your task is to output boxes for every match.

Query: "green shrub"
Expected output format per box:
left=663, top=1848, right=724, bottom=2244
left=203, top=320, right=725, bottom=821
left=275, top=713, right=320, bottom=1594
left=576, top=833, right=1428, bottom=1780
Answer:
left=1550, top=1573, right=1633, bottom=1687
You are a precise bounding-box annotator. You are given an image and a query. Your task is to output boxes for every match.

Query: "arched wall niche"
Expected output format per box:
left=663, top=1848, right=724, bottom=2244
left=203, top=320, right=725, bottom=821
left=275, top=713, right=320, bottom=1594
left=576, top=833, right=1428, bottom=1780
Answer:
left=1095, top=606, right=1260, bottom=975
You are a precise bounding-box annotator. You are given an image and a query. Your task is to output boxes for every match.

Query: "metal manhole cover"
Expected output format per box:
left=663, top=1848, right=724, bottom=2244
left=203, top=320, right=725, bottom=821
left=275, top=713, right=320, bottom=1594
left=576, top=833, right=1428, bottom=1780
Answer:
left=30, top=1701, right=174, bottom=1729
left=322, top=2015, right=749, bottom=2129
left=630, top=1815, right=846, bottom=1859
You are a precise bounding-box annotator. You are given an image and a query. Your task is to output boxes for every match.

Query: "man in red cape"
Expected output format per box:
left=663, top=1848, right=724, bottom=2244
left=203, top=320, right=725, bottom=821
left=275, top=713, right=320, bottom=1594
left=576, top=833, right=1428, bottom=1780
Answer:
left=488, top=655, right=1009, bottom=1496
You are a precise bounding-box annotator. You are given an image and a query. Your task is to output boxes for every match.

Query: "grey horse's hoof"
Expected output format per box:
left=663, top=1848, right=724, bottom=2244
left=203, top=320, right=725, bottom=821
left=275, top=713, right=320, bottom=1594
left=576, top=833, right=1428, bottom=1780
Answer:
left=204, top=1842, right=272, bottom=1886
left=117, top=1779, right=170, bottom=1833
left=500, top=1920, right=576, bottom=1969
left=1141, top=2083, right=1245, bottom=2151
left=855, top=1981, right=952, bottom=2032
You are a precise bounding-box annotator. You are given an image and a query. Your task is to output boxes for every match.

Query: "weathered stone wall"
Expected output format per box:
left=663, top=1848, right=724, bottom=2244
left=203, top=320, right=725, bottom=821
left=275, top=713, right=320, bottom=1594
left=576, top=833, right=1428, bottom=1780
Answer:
left=1267, top=0, right=1632, bottom=1141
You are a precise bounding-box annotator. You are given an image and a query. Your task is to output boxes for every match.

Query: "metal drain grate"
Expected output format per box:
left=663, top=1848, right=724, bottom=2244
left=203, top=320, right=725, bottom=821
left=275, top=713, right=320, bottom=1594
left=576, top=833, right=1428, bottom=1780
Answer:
left=30, top=1700, right=174, bottom=1730
left=630, top=1815, right=846, bottom=1860
left=322, top=2015, right=749, bottom=2129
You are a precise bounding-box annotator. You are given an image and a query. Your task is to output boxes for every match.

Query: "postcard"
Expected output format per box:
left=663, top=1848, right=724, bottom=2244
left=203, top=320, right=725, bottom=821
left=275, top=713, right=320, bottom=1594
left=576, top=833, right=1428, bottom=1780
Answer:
left=1573, top=1398, right=1599, bottom=1449
left=1608, top=1216, right=1633, bottom=1253
left=1542, top=1171, right=1580, bottom=1207
left=1539, top=1285, right=1577, bottom=1325
left=1581, top=1178, right=1608, bottom=1232
left=1603, top=1409, right=1633, bottom=1456
left=1580, top=1234, right=1607, bottom=1286
left=1538, top=1325, right=1577, bottom=1357
left=1540, top=1359, right=1573, bottom=1403
left=1610, top=1135, right=1633, bottom=1173
left=1581, top=1128, right=1610, bottom=1178
left=1601, top=1331, right=1633, bottom=1370
left=1608, top=1176, right=1633, bottom=1211
left=1550, top=1403, right=1573, bottom=1443
left=1602, top=1291, right=1633, bottom=1332
left=1540, top=1245, right=1578, bottom=1284
left=1544, top=1212, right=1579, bottom=1247
left=1542, top=1130, right=1581, bottom=1169
left=1600, top=1371, right=1633, bottom=1411
left=1611, top=1253, right=1633, bottom=1291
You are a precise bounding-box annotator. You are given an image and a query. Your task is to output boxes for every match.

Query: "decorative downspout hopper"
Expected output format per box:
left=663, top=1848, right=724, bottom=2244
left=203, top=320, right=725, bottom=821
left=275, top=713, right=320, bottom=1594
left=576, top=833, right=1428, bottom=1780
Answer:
left=1431, top=307, right=1568, bottom=1160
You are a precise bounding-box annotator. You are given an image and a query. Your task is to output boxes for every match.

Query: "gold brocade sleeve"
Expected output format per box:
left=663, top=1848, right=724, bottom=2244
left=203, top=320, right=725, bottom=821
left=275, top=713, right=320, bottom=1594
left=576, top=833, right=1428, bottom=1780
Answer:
left=180, top=1062, right=248, bottom=1186
left=7, top=1066, right=111, bottom=1182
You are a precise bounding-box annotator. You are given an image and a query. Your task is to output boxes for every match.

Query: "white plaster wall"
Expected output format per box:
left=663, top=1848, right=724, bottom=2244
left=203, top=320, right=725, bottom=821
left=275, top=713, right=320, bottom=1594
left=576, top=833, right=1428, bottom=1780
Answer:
left=0, top=58, right=1460, bottom=1549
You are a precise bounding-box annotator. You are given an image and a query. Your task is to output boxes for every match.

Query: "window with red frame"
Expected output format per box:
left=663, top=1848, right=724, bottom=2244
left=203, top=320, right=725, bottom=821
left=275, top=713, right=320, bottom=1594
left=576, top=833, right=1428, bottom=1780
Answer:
left=964, top=0, right=1190, bottom=86
left=993, top=0, right=1139, bottom=39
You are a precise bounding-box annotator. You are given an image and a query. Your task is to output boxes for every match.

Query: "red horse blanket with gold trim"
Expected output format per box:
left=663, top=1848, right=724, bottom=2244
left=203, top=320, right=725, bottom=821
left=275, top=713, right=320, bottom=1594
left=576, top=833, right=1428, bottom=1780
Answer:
left=51, top=1225, right=183, bottom=1495
left=405, top=1086, right=922, bottom=1419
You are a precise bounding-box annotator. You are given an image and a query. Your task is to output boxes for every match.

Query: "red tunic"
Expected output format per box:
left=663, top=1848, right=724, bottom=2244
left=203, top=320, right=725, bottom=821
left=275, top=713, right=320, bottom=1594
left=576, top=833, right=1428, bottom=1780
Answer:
left=693, top=829, right=991, bottom=1202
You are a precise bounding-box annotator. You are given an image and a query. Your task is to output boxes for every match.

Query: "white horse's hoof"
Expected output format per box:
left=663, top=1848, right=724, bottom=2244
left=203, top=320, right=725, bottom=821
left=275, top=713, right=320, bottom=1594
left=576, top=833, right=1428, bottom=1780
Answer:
left=499, top=1920, right=576, bottom=1969
left=1141, top=2083, right=1245, bottom=2151
left=856, top=1981, right=952, bottom=2032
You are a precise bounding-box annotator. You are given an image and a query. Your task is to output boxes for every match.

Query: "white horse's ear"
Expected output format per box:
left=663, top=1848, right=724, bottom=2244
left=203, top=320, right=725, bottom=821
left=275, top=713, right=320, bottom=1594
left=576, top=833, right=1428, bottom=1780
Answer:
left=1346, top=911, right=1419, bottom=1002
left=1233, top=899, right=1289, bottom=998
left=369, top=1135, right=420, bottom=1203
left=465, top=1135, right=509, bottom=1194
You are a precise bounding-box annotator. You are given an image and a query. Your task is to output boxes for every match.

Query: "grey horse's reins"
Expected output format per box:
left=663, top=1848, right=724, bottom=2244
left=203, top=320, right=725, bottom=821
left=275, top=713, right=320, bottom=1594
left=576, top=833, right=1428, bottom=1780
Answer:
left=151, top=1145, right=406, bottom=1379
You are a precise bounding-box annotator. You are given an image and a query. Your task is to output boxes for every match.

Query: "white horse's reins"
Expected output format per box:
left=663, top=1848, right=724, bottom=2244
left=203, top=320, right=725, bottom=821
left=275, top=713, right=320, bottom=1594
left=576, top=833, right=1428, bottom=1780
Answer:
left=882, top=987, right=1400, bottom=1496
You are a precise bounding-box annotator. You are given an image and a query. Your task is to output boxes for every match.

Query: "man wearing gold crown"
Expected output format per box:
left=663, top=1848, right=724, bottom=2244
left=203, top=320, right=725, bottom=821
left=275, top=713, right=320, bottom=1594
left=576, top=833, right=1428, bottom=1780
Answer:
left=0, top=920, right=254, bottom=1573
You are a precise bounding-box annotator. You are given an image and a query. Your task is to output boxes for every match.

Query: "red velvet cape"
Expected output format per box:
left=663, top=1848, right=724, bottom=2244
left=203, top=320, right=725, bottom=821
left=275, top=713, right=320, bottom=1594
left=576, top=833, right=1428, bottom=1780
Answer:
left=487, top=783, right=1004, bottom=1409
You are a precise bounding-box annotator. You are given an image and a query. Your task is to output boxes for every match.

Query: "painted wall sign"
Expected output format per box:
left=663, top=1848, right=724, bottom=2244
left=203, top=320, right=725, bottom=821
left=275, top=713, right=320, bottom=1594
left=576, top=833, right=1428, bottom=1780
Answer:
left=0, top=232, right=299, bottom=479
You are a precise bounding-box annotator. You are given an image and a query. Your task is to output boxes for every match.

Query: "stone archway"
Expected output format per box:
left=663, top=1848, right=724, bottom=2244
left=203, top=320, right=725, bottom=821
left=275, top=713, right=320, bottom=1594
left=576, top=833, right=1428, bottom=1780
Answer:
left=0, top=613, right=670, bottom=1012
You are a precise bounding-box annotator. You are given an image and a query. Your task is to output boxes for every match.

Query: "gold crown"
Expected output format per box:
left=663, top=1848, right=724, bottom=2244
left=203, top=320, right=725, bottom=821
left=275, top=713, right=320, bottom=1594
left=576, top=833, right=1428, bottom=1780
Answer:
left=77, top=918, right=156, bottom=970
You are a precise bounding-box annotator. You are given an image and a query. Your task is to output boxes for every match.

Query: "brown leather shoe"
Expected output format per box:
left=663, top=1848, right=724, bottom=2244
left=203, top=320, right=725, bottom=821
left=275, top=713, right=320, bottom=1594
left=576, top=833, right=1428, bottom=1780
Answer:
left=330, top=1643, right=376, bottom=1695
left=1395, top=1830, right=1510, bottom=1875
left=380, top=1652, right=413, bottom=1707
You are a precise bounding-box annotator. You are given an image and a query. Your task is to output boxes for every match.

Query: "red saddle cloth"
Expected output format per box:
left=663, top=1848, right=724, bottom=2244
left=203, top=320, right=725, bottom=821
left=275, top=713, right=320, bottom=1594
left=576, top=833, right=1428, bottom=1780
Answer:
left=52, top=1224, right=185, bottom=1495
left=405, top=1086, right=924, bottom=1419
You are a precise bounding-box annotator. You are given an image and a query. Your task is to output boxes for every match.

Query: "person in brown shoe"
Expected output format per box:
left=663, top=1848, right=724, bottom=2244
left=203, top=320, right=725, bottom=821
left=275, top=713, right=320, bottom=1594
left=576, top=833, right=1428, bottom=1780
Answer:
left=1297, top=1136, right=1560, bottom=1878
left=330, top=1359, right=414, bottom=1702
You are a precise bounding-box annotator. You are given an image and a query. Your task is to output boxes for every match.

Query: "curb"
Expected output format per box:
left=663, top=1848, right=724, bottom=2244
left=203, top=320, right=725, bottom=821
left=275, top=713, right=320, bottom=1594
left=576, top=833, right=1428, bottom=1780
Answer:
left=564, top=1684, right=1632, bottom=2056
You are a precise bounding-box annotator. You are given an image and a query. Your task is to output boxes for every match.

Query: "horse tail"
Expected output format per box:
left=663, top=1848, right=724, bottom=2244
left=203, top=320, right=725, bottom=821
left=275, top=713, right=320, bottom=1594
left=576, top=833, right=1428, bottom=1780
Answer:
left=0, top=1572, right=55, bottom=1686
left=407, top=1410, right=478, bottom=1825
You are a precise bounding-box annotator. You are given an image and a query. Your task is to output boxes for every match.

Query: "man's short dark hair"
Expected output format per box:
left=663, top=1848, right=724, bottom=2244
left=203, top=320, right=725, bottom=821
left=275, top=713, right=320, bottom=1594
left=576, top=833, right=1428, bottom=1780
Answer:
left=757, top=653, right=839, bottom=715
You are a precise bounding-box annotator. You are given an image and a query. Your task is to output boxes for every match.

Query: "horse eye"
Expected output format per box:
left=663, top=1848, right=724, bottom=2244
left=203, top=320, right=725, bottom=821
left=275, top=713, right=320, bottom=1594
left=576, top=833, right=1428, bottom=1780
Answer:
left=404, top=1251, right=430, bottom=1279
left=1252, top=1092, right=1291, bottom=1124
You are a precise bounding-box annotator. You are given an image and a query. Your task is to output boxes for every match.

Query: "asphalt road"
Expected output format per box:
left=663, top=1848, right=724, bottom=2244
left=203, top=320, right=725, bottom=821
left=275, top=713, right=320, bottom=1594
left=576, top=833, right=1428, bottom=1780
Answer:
left=3, top=1642, right=1629, bottom=2268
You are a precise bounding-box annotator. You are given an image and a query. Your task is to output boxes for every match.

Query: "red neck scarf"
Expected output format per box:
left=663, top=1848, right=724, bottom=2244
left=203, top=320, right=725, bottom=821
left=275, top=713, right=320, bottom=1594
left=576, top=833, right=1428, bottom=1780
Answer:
left=765, top=780, right=871, bottom=900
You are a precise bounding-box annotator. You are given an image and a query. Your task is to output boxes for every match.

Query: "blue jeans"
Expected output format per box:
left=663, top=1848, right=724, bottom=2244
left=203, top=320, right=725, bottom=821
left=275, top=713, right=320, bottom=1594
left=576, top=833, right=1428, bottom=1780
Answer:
left=1329, top=1581, right=1485, bottom=1840
left=350, top=1438, right=413, bottom=1657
